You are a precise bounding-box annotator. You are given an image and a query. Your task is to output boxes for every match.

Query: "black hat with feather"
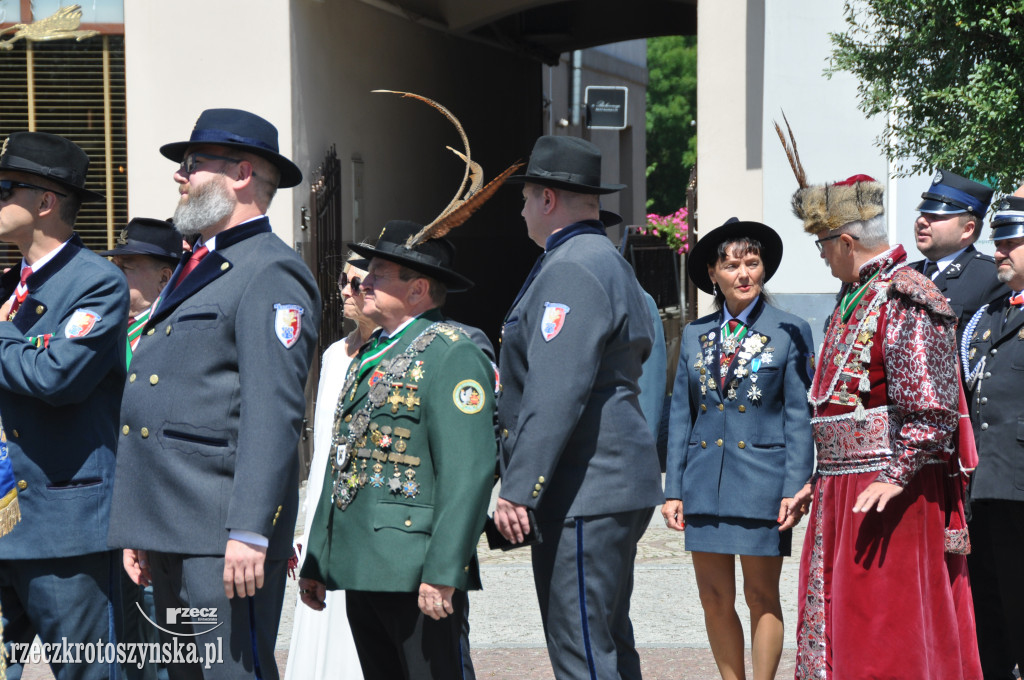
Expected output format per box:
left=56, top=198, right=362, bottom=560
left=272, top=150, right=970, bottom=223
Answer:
left=349, top=90, right=522, bottom=293
left=350, top=220, right=475, bottom=292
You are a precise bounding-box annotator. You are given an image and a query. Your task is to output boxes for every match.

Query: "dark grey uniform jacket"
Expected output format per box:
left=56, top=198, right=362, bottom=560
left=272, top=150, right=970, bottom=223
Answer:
left=497, top=222, right=663, bottom=521
left=665, top=300, right=815, bottom=519
left=910, top=245, right=1004, bottom=343
left=0, top=236, right=127, bottom=559
left=963, top=297, right=1024, bottom=502
left=108, top=218, right=320, bottom=560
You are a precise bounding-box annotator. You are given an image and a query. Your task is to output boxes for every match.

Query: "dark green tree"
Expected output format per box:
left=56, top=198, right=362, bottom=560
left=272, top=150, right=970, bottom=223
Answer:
left=646, top=35, right=697, bottom=214
left=830, top=0, right=1024, bottom=191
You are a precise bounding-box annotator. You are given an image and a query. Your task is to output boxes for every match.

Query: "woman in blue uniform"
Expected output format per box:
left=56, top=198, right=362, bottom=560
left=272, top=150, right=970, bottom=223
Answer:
left=662, top=218, right=814, bottom=680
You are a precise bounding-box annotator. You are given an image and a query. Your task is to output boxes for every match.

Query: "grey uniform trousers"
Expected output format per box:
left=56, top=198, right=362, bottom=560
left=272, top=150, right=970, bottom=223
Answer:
left=532, top=508, right=653, bottom=680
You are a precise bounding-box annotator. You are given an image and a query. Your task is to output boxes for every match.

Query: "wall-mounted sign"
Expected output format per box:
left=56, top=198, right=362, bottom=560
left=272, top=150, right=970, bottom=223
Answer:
left=585, top=86, right=628, bottom=130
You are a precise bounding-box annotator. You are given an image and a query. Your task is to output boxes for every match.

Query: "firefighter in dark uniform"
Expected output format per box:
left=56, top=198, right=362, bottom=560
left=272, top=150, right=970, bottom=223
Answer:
left=961, top=195, right=1024, bottom=678
left=911, top=169, right=1004, bottom=343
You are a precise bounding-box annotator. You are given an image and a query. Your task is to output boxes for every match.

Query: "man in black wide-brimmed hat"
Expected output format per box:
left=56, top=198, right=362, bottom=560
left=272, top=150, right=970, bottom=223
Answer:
left=298, top=220, right=495, bottom=680
left=494, top=135, right=663, bottom=679
left=108, top=109, right=320, bottom=680
left=0, top=131, right=129, bottom=679
left=101, top=217, right=183, bottom=366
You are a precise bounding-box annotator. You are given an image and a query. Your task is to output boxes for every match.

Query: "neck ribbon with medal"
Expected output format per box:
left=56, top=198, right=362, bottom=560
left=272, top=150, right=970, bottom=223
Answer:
left=719, top=320, right=770, bottom=404
left=811, top=269, right=883, bottom=421
left=329, top=321, right=463, bottom=511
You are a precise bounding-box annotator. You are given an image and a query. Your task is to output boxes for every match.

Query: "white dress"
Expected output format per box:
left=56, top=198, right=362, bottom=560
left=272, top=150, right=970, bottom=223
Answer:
left=284, top=340, right=363, bottom=680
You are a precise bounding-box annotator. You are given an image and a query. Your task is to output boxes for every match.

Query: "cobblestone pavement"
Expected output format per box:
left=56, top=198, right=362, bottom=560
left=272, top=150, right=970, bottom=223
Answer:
left=23, top=486, right=806, bottom=680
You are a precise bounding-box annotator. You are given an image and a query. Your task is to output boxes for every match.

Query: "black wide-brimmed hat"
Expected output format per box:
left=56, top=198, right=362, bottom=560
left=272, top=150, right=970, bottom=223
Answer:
left=348, top=220, right=474, bottom=292
left=0, top=131, right=104, bottom=202
left=599, top=209, right=622, bottom=228
left=917, top=169, right=993, bottom=217
left=506, top=135, right=625, bottom=194
left=100, top=217, right=183, bottom=263
left=687, top=218, right=783, bottom=294
left=160, top=108, right=302, bottom=189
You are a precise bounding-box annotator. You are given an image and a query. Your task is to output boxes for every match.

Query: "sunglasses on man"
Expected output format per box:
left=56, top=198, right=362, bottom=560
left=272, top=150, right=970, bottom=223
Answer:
left=0, top=179, right=68, bottom=202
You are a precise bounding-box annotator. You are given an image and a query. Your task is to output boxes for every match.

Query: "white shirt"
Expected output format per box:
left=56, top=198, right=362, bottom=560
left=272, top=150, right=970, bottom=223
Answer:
left=5, top=240, right=70, bottom=306
left=923, top=246, right=970, bottom=280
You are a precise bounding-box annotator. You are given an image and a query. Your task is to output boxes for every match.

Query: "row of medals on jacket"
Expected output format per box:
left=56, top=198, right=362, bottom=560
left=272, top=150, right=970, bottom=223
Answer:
left=693, top=331, right=771, bottom=404
left=335, top=360, right=427, bottom=507
left=829, top=306, right=877, bottom=409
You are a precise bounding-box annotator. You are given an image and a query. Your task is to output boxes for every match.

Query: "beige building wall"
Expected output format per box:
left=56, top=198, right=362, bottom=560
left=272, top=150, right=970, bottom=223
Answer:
left=696, top=0, right=764, bottom=231
left=124, top=0, right=296, bottom=241
left=694, top=0, right=764, bottom=313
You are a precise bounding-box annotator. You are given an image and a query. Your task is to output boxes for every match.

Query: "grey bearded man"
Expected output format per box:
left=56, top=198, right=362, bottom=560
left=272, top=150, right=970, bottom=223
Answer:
left=109, top=108, right=320, bottom=680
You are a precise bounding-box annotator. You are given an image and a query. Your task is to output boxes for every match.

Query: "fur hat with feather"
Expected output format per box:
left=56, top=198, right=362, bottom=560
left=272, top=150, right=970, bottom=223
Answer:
left=775, top=113, right=885, bottom=234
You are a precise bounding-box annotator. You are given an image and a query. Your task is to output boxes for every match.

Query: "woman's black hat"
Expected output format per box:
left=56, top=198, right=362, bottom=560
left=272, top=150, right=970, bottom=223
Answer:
left=506, top=136, right=625, bottom=194
left=0, top=131, right=104, bottom=202
left=100, top=217, right=183, bottom=263
left=160, top=108, right=303, bottom=189
left=687, top=218, right=783, bottom=294
left=348, top=220, right=474, bottom=292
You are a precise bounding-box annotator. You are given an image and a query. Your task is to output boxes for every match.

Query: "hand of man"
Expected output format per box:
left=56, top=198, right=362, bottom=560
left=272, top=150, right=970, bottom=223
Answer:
left=0, top=298, right=12, bottom=321
left=298, top=577, right=326, bottom=611
left=123, top=548, right=152, bottom=587
left=661, top=499, right=685, bottom=531
left=494, top=497, right=531, bottom=543
left=418, top=582, right=455, bottom=620
left=852, top=481, right=903, bottom=513
left=223, top=539, right=267, bottom=598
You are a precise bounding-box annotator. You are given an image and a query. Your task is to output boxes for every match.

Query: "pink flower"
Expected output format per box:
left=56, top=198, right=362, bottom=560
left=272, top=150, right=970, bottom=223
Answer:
left=653, top=229, right=659, bottom=236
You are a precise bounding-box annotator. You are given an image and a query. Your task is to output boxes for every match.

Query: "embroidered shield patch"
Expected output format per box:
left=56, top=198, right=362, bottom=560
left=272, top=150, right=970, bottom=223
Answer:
left=540, top=302, right=570, bottom=342
left=273, top=304, right=304, bottom=348
left=64, top=309, right=101, bottom=339
left=453, top=379, right=485, bottom=414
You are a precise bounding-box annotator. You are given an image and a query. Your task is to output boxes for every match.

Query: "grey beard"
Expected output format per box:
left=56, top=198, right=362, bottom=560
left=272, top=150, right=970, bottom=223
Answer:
left=173, top=178, right=234, bottom=236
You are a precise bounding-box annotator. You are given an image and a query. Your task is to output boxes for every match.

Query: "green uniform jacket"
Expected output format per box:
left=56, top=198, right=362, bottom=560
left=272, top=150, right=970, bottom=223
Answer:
left=301, top=310, right=496, bottom=592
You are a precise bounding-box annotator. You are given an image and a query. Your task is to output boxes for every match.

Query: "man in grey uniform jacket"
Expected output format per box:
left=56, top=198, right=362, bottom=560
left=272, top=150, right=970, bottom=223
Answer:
left=109, top=109, right=320, bottom=680
left=493, top=136, right=663, bottom=680
left=0, top=131, right=128, bottom=680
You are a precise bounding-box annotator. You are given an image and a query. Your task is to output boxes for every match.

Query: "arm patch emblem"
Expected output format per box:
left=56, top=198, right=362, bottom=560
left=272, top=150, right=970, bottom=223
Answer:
left=453, top=379, right=485, bottom=414
left=540, top=302, right=570, bottom=341
left=64, top=309, right=100, bottom=338
left=274, top=304, right=304, bottom=348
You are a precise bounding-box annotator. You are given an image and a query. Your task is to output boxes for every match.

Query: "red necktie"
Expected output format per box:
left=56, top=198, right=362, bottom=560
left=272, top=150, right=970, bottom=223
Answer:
left=727, top=319, right=740, bottom=333
left=7, top=265, right=32, bottom=319
left=174, top=244, right=209, bottom=289
left=1010, top=292, right=1024, bottom=306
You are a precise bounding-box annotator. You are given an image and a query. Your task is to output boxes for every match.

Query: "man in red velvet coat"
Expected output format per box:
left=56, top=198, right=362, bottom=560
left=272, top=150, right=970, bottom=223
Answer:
left=788, top=174, right=981, bottom=679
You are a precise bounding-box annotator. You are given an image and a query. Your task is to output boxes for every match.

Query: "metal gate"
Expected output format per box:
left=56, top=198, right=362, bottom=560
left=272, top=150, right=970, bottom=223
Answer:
left=299, top=145, right=343, bottom=478
left=309, top=145, right=345, bottom=357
